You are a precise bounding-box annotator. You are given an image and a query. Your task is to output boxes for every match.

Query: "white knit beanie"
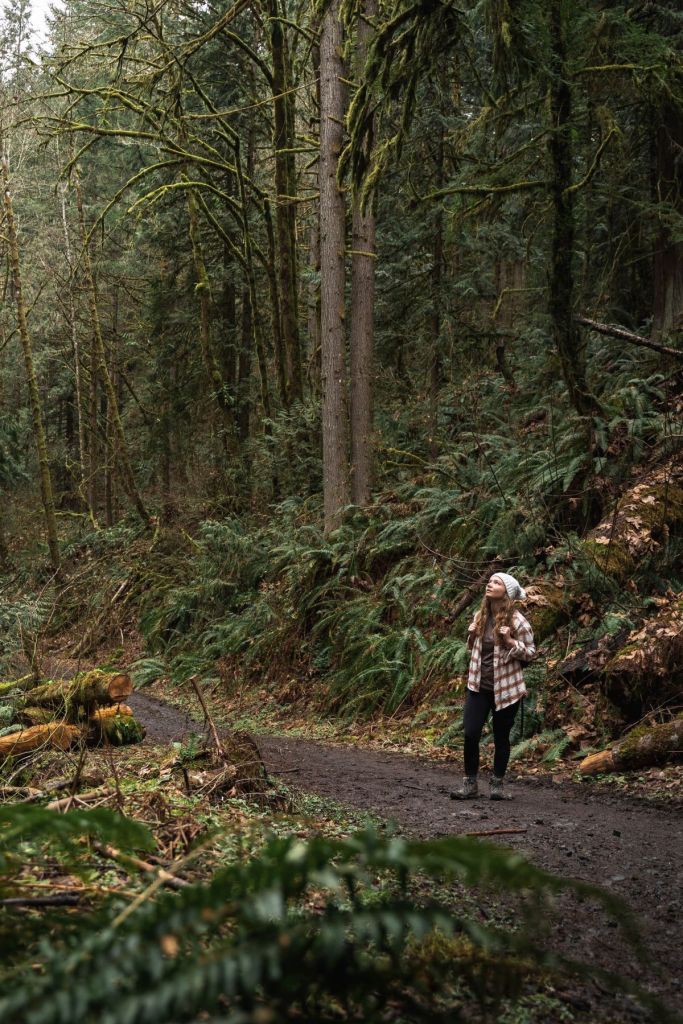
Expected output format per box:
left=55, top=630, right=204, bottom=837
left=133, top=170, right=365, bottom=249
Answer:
left=494, top=572, right=526, bottom=601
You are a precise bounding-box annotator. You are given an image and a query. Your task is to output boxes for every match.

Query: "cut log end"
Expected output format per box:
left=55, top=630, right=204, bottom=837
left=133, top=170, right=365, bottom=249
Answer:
left=0, top=723, right=81, bottom=758
left=579, top=749, right=617, bottom=776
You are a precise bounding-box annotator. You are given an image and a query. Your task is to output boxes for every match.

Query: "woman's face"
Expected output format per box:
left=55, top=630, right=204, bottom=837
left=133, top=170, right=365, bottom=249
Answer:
left=485, top=575, right=507, bottom=600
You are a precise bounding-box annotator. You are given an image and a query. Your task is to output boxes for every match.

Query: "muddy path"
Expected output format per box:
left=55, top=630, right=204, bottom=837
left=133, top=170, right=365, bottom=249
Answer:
left=130, top=692, right=683, bottom=1020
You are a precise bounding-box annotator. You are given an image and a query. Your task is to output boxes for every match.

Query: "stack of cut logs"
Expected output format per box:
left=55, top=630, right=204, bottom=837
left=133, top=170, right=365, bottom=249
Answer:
left=0, top=670, right=144, bottom=757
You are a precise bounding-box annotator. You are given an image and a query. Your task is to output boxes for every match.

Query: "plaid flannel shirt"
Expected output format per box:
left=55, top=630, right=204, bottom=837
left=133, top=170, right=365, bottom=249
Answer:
left=467, top=610, right=536, bottom=710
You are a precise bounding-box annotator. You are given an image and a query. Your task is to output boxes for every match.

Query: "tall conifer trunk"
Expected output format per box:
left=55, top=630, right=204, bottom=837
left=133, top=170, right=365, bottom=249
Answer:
left=349, top=0, right=377, bottom=506
left=269, top=0, right=302, bottom=405
left=652, top=101, right=683, bottom=341
left=320, top=0, right=349, bottom=534
left=548, top=0, right=599, bottom=418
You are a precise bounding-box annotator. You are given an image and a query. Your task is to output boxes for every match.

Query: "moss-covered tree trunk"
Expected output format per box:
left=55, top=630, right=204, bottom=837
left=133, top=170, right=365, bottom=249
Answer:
left=1, top=145, right=61, bottom=571
left=349, top=0, right=377, bottom=506
left=320, top=0, right=350, bottom=534
left=548, top=0, right=600, bottom=419
left=74, top=169, right=150, bottom=527
left=58, top=176, right=94, bottom=524
left=652, top=100, right=683, bottom=341
left=268, top=0, right=302, bottom=406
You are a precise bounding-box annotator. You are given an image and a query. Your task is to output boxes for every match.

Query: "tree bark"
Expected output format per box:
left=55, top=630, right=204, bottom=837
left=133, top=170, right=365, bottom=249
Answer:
left=74, top=170, right=150, bottom=526
left=1, top=145, right=61, bottom=571
left=350, top=0, right=377, bottom=505
left=269, top=0, right=302, bottom=405
left=548, top=0, right=600, bottom=418
left=652, top=100, right=683, bottom=341
left=58, top=177, right=93, bottom=523
left=319, top=0, right=350, bottom=533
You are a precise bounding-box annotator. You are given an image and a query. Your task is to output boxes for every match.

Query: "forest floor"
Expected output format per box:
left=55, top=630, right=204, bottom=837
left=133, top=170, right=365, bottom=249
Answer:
left=130, top=690, right=683, bottom=1023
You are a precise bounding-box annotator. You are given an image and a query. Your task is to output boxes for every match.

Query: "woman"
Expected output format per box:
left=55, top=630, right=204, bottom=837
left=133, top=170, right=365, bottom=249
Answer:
left=451, top=572, right=535, bottom=801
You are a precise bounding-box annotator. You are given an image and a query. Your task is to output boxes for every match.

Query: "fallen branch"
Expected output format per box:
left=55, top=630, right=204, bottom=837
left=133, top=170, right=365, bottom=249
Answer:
left=88, top=840, right=189, bottom=890
left=188, top=675, right=225, bottom=759
left=575, top=315, right=682, bottom=359
left=0, top=894, right=82, bottom=908
left=47, top=785, right=114, bottom=812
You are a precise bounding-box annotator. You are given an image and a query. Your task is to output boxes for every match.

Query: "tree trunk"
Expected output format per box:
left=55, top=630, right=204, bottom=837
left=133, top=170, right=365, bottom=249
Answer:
left=307, top=38, right=322, bottom=394
left=428, top=122, right=444, bottom=461
left=652, top=101, right=683, bottom=341
left=74, top=170, right=150, bottom=527
left=237, top=283, right=253, bottom=445
left=349, top=0, right=377, bottom=506
left=319, top=0, right=350, bottom=534
left=58, top=178, right=93, bottom=523
left=494, top=259, right=523, bottom=389
left=185, top=183, right=239, bottom=454
left=1, top=146, right=61, bottom=571
left=548, top=0, right=600, bottom=419
left=269, top=0, right=302, bottom=405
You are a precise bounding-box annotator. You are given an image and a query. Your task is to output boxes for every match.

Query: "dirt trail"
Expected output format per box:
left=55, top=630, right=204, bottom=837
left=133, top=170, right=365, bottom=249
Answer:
left=130, top=692, right=683, bottom=1020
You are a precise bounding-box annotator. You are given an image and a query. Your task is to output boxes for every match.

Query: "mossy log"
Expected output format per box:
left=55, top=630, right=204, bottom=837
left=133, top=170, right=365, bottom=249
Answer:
left=0, top=723, right=81, bottom=758
left=579, top=459, right=683, bottom=580
left=90, top=713, right=145, bottom=747
left=523, top=580, right=574, bottom=642
left=0, top=676, right=42, bottom=698
left=580, top=716, right=683, bottom=775
left=90, top=704, right=134, bottom=723
left=25, top=670, right=132, bottom=719
left=19, top=706, right=55, bottom=727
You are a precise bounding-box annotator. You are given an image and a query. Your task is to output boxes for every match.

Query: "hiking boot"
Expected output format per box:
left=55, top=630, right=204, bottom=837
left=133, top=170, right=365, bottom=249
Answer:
left=489, top=776, right=512, bottom=801
left=450, top=776, right=479, bottom=800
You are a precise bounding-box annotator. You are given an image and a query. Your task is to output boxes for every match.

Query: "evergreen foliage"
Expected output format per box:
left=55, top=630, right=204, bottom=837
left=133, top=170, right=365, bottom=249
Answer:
left=0, top=823, right=659, bottom=1024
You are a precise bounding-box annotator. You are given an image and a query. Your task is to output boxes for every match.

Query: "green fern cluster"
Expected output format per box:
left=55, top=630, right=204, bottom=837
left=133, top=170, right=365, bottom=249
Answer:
left=0, top=821, right=654, bottom=1024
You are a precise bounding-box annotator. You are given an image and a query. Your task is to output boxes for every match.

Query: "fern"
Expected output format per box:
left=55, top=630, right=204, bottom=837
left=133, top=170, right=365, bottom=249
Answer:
left=0, top=827, right=655, bottom=1024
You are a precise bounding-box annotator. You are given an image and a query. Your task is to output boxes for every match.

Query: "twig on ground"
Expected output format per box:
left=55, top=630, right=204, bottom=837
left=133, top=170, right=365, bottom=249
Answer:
left=87, top=840, right=189, bottom=891
left=188, top=675, right=225, bottom=759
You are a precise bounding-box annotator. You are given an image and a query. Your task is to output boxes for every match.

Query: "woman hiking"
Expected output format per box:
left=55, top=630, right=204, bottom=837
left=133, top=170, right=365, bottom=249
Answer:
left=451, top=572, right=535, bottom=801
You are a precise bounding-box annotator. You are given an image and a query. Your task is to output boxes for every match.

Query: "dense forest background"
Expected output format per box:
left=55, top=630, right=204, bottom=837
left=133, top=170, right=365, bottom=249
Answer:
left=0, top=0, right=680, bottom=730
left=0, top=2, right=681, bottom=1022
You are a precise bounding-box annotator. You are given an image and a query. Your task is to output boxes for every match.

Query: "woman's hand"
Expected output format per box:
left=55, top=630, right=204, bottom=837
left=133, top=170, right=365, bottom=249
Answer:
left=497, top=626, right=516, bottom=649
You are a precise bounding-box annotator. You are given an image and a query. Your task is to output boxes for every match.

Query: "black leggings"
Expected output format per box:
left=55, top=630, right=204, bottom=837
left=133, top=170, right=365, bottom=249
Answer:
left=463, top=688, right=520, bottom=778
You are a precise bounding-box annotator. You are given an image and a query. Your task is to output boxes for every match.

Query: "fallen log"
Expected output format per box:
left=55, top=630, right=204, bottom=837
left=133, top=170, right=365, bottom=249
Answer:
left=579, top=716, right=683, bottom=776
left=0, top=723, right=81, bottom=758
left=89, top=704, right=134, bottom=724
left=20, top=707, right=55, bottom=727
left=0, top=676, right=41, bottom=698
left=47, top=785, right=114, bottom=812
left=89, top=712, right=145, bottom=747
left=25, top=670, right=132, bottom=719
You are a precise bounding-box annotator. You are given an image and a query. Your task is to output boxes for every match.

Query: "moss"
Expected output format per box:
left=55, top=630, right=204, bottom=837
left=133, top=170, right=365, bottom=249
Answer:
left=0, top=676, right=37, bottom=697
left=99, top=714, right=145, bottom=746
left=617, top=715, right=683, bottom=770
left=580, top=537, right=633, bottom=578
left=579, top=480, right=683, bottom=581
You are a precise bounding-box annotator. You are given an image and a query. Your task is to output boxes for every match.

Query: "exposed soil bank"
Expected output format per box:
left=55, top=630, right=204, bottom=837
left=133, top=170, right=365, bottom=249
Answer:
left=130, top=692, right=683, bottom=1021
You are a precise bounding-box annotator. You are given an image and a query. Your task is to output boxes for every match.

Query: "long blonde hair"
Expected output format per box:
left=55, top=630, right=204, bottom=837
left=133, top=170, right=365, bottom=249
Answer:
left=472, top=593, right=517, bottom=642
